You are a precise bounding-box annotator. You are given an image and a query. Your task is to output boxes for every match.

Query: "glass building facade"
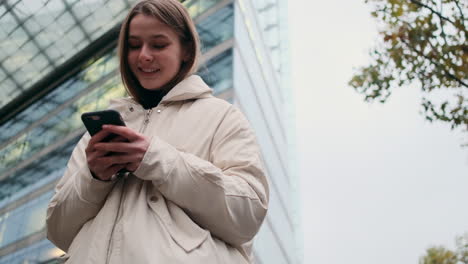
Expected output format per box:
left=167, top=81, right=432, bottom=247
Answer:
left=0, top=0, right=297, bottom=263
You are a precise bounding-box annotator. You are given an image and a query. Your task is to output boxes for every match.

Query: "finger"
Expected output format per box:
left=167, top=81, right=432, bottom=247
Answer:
left=86, top=145, right=109, bottom=157
left=91, top=150, right=110, bottom=158
left=126, top=162, right=139, bottom=172
left=89, top=129, right=112, bottom=146
left=109, top=135, right=128, bottom=143
left=87, top=150, right=117, bottom=171
left=94, top=142, right=146, bottom=153
left=102, top=125, right=140, bottom=142
left=88, top=156, right=114, bottom=173
left=93, top=164, right=124, bottom=181
left=96, top=154, right=142, bottom=165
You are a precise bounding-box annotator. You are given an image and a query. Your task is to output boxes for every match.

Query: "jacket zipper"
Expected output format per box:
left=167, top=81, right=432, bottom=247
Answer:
left=106, top=178, right=126, bottom=264
left=140, top=108, right=153, bottom=134
left=106, top=108, right=152, bottom=263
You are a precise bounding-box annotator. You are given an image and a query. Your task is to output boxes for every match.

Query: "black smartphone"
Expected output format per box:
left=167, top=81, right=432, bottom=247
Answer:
left=81, top=110, right=126, bottom=141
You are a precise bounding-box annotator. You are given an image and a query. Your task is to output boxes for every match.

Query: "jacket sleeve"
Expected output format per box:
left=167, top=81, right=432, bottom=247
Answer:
left=46, top=134, right=117, bottom=251
left=133, top=106, right=269, bottom=247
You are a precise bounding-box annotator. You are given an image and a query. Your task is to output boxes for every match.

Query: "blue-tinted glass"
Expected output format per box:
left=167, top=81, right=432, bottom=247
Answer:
left=0, top=191, right=53, bottom=248
left=0, top=77, right=126, bottom=198
left=198, top=49, right=233, bottom=94
left=0, top=49, right=118, bottom=144
left=197, top=4, right=233, bottom=52
left=0, top=136, right=78, bottom=205
left=184, top=0, right=224, bottom=18
left=0, top=239, right=62, bottom=264
left=0, top=0, right=139, bottom=110
left=0, top=192, right=52, bottom=247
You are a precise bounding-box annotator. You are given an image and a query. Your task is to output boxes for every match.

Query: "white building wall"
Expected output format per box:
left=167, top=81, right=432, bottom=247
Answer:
left=232, top=0, right=296, bottom=263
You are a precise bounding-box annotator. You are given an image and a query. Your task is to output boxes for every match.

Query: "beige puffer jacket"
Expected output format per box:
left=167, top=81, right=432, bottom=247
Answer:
left=46, top=75, right=269, bottom=264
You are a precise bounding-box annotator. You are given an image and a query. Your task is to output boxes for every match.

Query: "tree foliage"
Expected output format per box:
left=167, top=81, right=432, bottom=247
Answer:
left=420, top=234, right=468, bottom=264
left=350, top=0, right=467, bottom=132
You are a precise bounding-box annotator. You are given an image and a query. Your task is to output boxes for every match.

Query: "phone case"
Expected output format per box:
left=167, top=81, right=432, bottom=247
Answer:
left=81, top=110, right=126, bottom=136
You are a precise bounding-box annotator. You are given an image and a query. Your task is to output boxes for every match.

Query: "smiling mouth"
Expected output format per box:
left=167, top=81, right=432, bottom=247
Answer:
left=139, top=67, right=160, bottom=73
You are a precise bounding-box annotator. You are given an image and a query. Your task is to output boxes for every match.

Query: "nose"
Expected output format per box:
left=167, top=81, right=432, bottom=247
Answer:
left=139, top=45, right=153, bottom=62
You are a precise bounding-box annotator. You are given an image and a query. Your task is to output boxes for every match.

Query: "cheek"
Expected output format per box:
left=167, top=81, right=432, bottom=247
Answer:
left=127, top=52, right=137, bottom=64
left=166, top=50, right=184, bottom=68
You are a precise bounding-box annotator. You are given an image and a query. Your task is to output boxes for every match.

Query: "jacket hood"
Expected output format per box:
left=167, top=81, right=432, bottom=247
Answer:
left=162, top=75, right=213, bottom=103
left=111, top=75, right=213, bottom=109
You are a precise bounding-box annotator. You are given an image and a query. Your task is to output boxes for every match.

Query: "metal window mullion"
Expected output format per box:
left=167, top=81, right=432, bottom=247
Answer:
left=61, top=0, right=92, bottom=43
left=193, top=0, right=233, bottom=23
left=123, top=0, right=133, bottom=8
left=199, top=38, right=233, bottom=65
left=0, top=21, right=120, bottom=126
left=237, top=0, right=284, bottom=103
left=236, top=1, right=287, bottom=139
left=0, top=61, right=22, bottom=89
left=235, top=97, right=294, bottom=231
left=234, top=43, right=290, bottom=180
left=0, top=229, right=47, bottom=258
left=0, top=68, right=119, bottom=151
left=197, top=7, right=233, bottom=49
left=4, top=1, right=57, bottom=69
left=263, top=23, right=278, bottom=32
left=258, top=2, right=274, bottom=13
left=0, top=177, right=57, bottom=215
left=0, top=128, right=84, bottom=183
left=265, top=217, right=294, bottom=264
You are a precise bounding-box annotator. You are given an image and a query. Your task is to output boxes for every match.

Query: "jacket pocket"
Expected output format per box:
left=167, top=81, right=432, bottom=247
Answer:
left=147, top=194, right=209, bottom=253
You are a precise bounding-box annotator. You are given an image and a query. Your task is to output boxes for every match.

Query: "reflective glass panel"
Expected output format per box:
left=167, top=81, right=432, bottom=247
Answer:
left=196, top=3, right=234, bottom=52
left=0, top=137, right=77, bottom=206
left=0, top=191, right=53, bottom=248
left=183, top=0, right=224, bottom=18
left=199, top=49, right=233, bottom=94
left=0, top=0, right=139, bottom=109
left=0, top=239, right=62, bottom=264
left=0, top=74, right=125, bottom=176
left=0, top=50, right=119, bottom=145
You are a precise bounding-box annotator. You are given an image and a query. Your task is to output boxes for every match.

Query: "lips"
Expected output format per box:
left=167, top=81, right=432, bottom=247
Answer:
left=138, top=66, right=160, bottom=75
left=140, top=68, right=158, bottom=73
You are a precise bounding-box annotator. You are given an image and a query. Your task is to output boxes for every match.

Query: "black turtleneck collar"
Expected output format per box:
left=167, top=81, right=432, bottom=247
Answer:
left=138, top=88, right=169, bottom=109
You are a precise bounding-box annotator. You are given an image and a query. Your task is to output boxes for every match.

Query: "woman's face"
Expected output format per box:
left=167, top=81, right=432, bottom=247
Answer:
left=127, top=14, right=186, bottom=91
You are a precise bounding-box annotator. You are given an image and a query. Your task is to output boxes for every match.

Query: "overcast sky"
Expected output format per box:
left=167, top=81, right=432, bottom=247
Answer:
left=288, top=1, right=468, bottom=263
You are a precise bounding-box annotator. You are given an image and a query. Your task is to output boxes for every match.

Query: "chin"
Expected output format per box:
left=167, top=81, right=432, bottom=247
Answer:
left=139, top=77, right=176, bottom=91
left=139, top=80, right=164, bottom=91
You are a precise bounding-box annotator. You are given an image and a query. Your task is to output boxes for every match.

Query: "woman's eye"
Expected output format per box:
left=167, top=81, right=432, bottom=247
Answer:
left=128, top=45, right=140, bottom=50
left=152, top=44, right=167, bottom=49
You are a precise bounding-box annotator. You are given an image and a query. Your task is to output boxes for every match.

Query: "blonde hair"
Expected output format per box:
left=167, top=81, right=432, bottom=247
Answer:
left=118, top=0, right=201, bottom=104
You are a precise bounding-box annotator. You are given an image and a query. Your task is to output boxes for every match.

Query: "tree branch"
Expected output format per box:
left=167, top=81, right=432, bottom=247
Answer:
left=437, top=1, right=450, bottom=47
left=409, top=0, right=457, bottom=26
left=400, top=38, right=468, bottom=88
left=453, top=0, right=466, bottom=28
left=378, top=8, right=462, bottom=87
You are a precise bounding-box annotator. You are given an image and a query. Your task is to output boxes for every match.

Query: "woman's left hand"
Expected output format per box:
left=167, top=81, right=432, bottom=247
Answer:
left=94, top=125, right=150, bottom=172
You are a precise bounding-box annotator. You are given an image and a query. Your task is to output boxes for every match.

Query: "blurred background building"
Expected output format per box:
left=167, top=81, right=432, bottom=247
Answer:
left=0, top=0, right=297, bottom=263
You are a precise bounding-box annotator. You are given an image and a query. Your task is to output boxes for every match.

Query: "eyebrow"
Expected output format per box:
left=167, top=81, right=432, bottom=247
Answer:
left=128, top=34, right=169, bottom=40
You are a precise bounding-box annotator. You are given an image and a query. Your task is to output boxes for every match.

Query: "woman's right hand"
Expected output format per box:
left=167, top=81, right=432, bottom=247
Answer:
left=85, top=130, right=127, bottom=181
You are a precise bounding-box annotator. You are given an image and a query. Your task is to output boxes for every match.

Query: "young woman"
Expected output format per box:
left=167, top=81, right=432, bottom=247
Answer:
left=46, top=0, right=269, bottom=263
